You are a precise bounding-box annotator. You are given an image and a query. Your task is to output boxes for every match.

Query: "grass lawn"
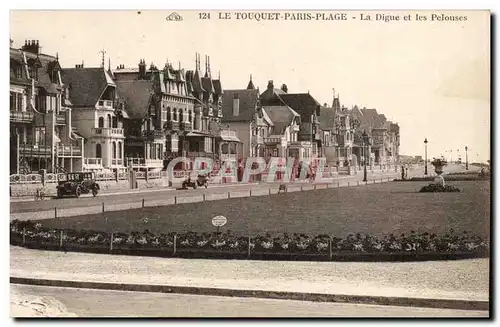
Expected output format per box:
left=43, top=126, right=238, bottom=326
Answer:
left=38, top=181, right=490, bottom=239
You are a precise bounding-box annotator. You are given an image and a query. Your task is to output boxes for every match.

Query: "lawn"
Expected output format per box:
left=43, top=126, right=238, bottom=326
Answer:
left=38, top=181, right=490, bottom=239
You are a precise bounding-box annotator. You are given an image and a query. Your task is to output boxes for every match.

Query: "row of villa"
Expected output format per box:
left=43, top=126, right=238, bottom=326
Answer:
left=10, top=39, right=400, bottom=175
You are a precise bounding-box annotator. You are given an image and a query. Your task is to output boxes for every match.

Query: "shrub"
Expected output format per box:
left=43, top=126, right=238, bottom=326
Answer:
left=419, top=184, right=461, bottom=192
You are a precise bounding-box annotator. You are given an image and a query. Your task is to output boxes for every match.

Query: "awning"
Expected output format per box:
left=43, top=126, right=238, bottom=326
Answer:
left=71, top=131, right=85, bottom=140
left=219, top=135, right=242, bottom=142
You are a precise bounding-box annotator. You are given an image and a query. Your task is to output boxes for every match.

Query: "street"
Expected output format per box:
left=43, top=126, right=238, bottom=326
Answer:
left=10, top=284, right=489, bottom=318
left=10, top=169, right=409, bottom=216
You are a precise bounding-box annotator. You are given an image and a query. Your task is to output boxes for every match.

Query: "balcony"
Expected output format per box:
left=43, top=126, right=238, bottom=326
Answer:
left=141, top=130, right=165, bottom=139
left=288, top=141, right=312, bottom=148
left=220, top=153, right=237, bottom=162
left=111, top=158, right=124, bottom=166
left=252, top=135, right=263, bottom=145
left=83, top=158, right=103, bottom=170
left=180, top=121, right=193, bottom=131
left=126, top=157, right=163, bottom=168
left=17, top=143, right=52, bottom=156
left=10, top=111, right=33, bottom=123
left=92, top=127, right=124, bottom=137
left=264, top=137, right=282, bottom=145
left=165, top=121, right=180, bottom=131
left=56, top=144, right=82, bottom=157
left=97, top=100, right=113, bottom=109
left=56, top=114, right=66, bottom=125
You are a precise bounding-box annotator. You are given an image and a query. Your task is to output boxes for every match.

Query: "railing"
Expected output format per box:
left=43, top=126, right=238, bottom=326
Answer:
left=56, top=144, right=82, bottom=157
left=165, top=121, right=180, bottom=130
left=126, top=157, right=164, bottom=168
left=288, top=141, right=311, bottom=147
left=141, top=130, right=165, bottom=138
left=180, top=121, right=193, bottom=130
left=92, top=128, right=124, bottom=137
left=17, top=143, right=52, bottom=155
left=264, top=137, right=282, bottom=144
left=220, top=129, right=237, bottom=139
left=220, top=154, right=237, bottom=162
left=10, top=111, right=33, bottom=122
left=56, top=114, right=66, bottom=125
left=84, top=158, right=103, bottom=166
left=111, top=159, right=123, bottom=166
left=97, top=100, right=113, bottom=109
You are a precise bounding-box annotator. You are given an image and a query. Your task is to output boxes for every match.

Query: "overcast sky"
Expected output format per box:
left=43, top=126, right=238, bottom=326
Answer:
left=10, top=10, right=490, bottom=161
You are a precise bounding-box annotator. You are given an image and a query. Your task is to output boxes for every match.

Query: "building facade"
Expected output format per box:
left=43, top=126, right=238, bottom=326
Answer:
left=10, top=40, right=84, bottom=174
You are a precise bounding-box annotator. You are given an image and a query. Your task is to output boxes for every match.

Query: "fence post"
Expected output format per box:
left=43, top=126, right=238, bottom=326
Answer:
left=329, top=237, right=333, bottom=261
left=54, top=207, right=57, bottom=219
left=174, top=196, right=177, bottom=205
left=228, top=192, right=231, bottom=199
left=203, top=193, right=206, bottom=201
left=22, top=227, right=26, bottom=245
left=249, top=190, right=252, bottom=197
left=173, top=234, right=177, bottom=255
left=142, top=199, right=145, bottom=208
left=269, top=188, right=271, bottom=195
left=301, top=185, right=303, bottom=191
left=247, top=235, right=251, bottom=259
left=59, top=230, right=63, bottom=248
left=102, top=203, right=105, bottom=213
left=110, top=232, right=113, bottom=251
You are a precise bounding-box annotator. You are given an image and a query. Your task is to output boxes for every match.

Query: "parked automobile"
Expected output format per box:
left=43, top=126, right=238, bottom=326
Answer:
left=181, top=174, right=209, bottom=189
left=56, top=172, right=100, bottom=198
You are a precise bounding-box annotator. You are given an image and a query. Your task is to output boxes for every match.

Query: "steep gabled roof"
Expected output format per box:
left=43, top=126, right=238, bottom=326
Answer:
left=278, top=93, right=321, bottom=119
left=62, top=67, right=115, bottom=107
left=115, top=79, right=154, bottom=119
left=319, top=106, right=336, bottom=131
left=263, top=105, right=300, bottom=134
left=221, top=89, right=260, bottom=122
left=212, top=79, right=223, bottom=95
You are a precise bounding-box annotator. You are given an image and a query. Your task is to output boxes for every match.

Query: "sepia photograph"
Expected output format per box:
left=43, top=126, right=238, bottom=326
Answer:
left=7, top=8, right=491, bottom=318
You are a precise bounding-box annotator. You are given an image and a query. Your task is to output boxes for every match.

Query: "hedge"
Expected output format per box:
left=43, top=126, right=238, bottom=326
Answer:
left=10, top=220, right=489, bottom=262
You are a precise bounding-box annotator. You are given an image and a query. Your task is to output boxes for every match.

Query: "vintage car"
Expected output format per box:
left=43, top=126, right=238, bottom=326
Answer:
left=56, top=172, right=100, bottom=198
left=181, top=174, right=209, bottom=189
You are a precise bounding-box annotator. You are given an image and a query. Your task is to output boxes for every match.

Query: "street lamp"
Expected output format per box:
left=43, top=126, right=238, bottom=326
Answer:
left=362, top=130, right=370, bottom=182
left=465, top=146, right=469, bottom=170
left=424, top=138, right=428, bottom=175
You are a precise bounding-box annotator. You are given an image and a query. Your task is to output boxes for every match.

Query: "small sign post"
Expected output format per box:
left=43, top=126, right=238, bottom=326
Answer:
left=212, top=215, right=227, bottom=237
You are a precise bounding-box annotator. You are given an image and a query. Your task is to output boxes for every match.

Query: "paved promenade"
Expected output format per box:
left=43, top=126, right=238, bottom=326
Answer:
left=10, top=246, right=489, bottom=305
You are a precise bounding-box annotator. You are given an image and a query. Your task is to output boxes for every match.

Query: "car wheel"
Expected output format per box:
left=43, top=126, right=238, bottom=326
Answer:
left=75, top=186, right=81, bottom=198
left=57, top=189, right=63, bottom=199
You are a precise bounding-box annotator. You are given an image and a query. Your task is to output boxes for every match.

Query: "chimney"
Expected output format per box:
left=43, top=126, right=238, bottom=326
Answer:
left=232, top=93, right=240, bottom=116
left=138, top=59, right=146, bottom=79
left=281, top=84, right=288, bottom=93
left=21, top=39, right=41, bottom=55
left=267, top=80, right=274, bottom=91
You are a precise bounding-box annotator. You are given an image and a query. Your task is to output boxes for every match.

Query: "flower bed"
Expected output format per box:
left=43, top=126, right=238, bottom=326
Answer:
left=420, top=184, right=461, bottom=193
left=10, top=220, right=489, bottom=262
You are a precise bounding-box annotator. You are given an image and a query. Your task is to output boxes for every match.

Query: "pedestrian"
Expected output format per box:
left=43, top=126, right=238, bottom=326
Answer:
left=401, top=165, right=405, bottom=180
left=405, top=167, right=408, bottom=179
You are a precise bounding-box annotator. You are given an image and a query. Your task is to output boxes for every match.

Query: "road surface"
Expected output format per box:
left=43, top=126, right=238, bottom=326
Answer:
left=10, top=169, right=407, bottom=215
left=10, top=284, right=489, bottom=318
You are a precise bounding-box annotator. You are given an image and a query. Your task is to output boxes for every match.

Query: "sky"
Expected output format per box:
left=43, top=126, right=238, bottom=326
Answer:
left=9, top=10, right=491, bottom=162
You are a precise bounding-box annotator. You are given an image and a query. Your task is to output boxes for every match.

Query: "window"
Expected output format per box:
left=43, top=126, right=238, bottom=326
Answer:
left=112, top=142, right=117, bottom=159
left=98, top=117, right=104, bottom=128
left=179, top=109, right=184, bottom=122
left=167, top=107, right=171, bottom=121
left=9, top=92, right=15, bottom=111
left=118, top=142, right=122, bottom=159
left=188, top=111, right=192, bottom=122
left=157, top=144, right=162, bottom=160
left=107, top=114, right=112, bottom=128
left=112, top=117, right=118, bottom=128
left=34, top=127, right=46, bottom=145
left=173, top=108, right=178, bottom=121
left=96, top=144, right=102, bottom=158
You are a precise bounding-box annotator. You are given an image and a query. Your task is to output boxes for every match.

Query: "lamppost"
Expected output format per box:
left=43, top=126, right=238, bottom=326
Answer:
left=465, top=146, right=469, bottom=170
left=362, top=130, right=370, bottom=182
left=424, top=138, right=428, bottom=175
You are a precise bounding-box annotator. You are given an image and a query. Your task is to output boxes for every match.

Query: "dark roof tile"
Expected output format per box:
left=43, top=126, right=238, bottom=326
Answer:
left=62, top=67, right=114, bottom=107
left=221, top=89, right=260, bottom=122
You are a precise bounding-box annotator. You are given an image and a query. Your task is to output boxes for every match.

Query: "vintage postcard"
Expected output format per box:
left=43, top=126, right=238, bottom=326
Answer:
left=8, top=9, right=490, bottom=318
